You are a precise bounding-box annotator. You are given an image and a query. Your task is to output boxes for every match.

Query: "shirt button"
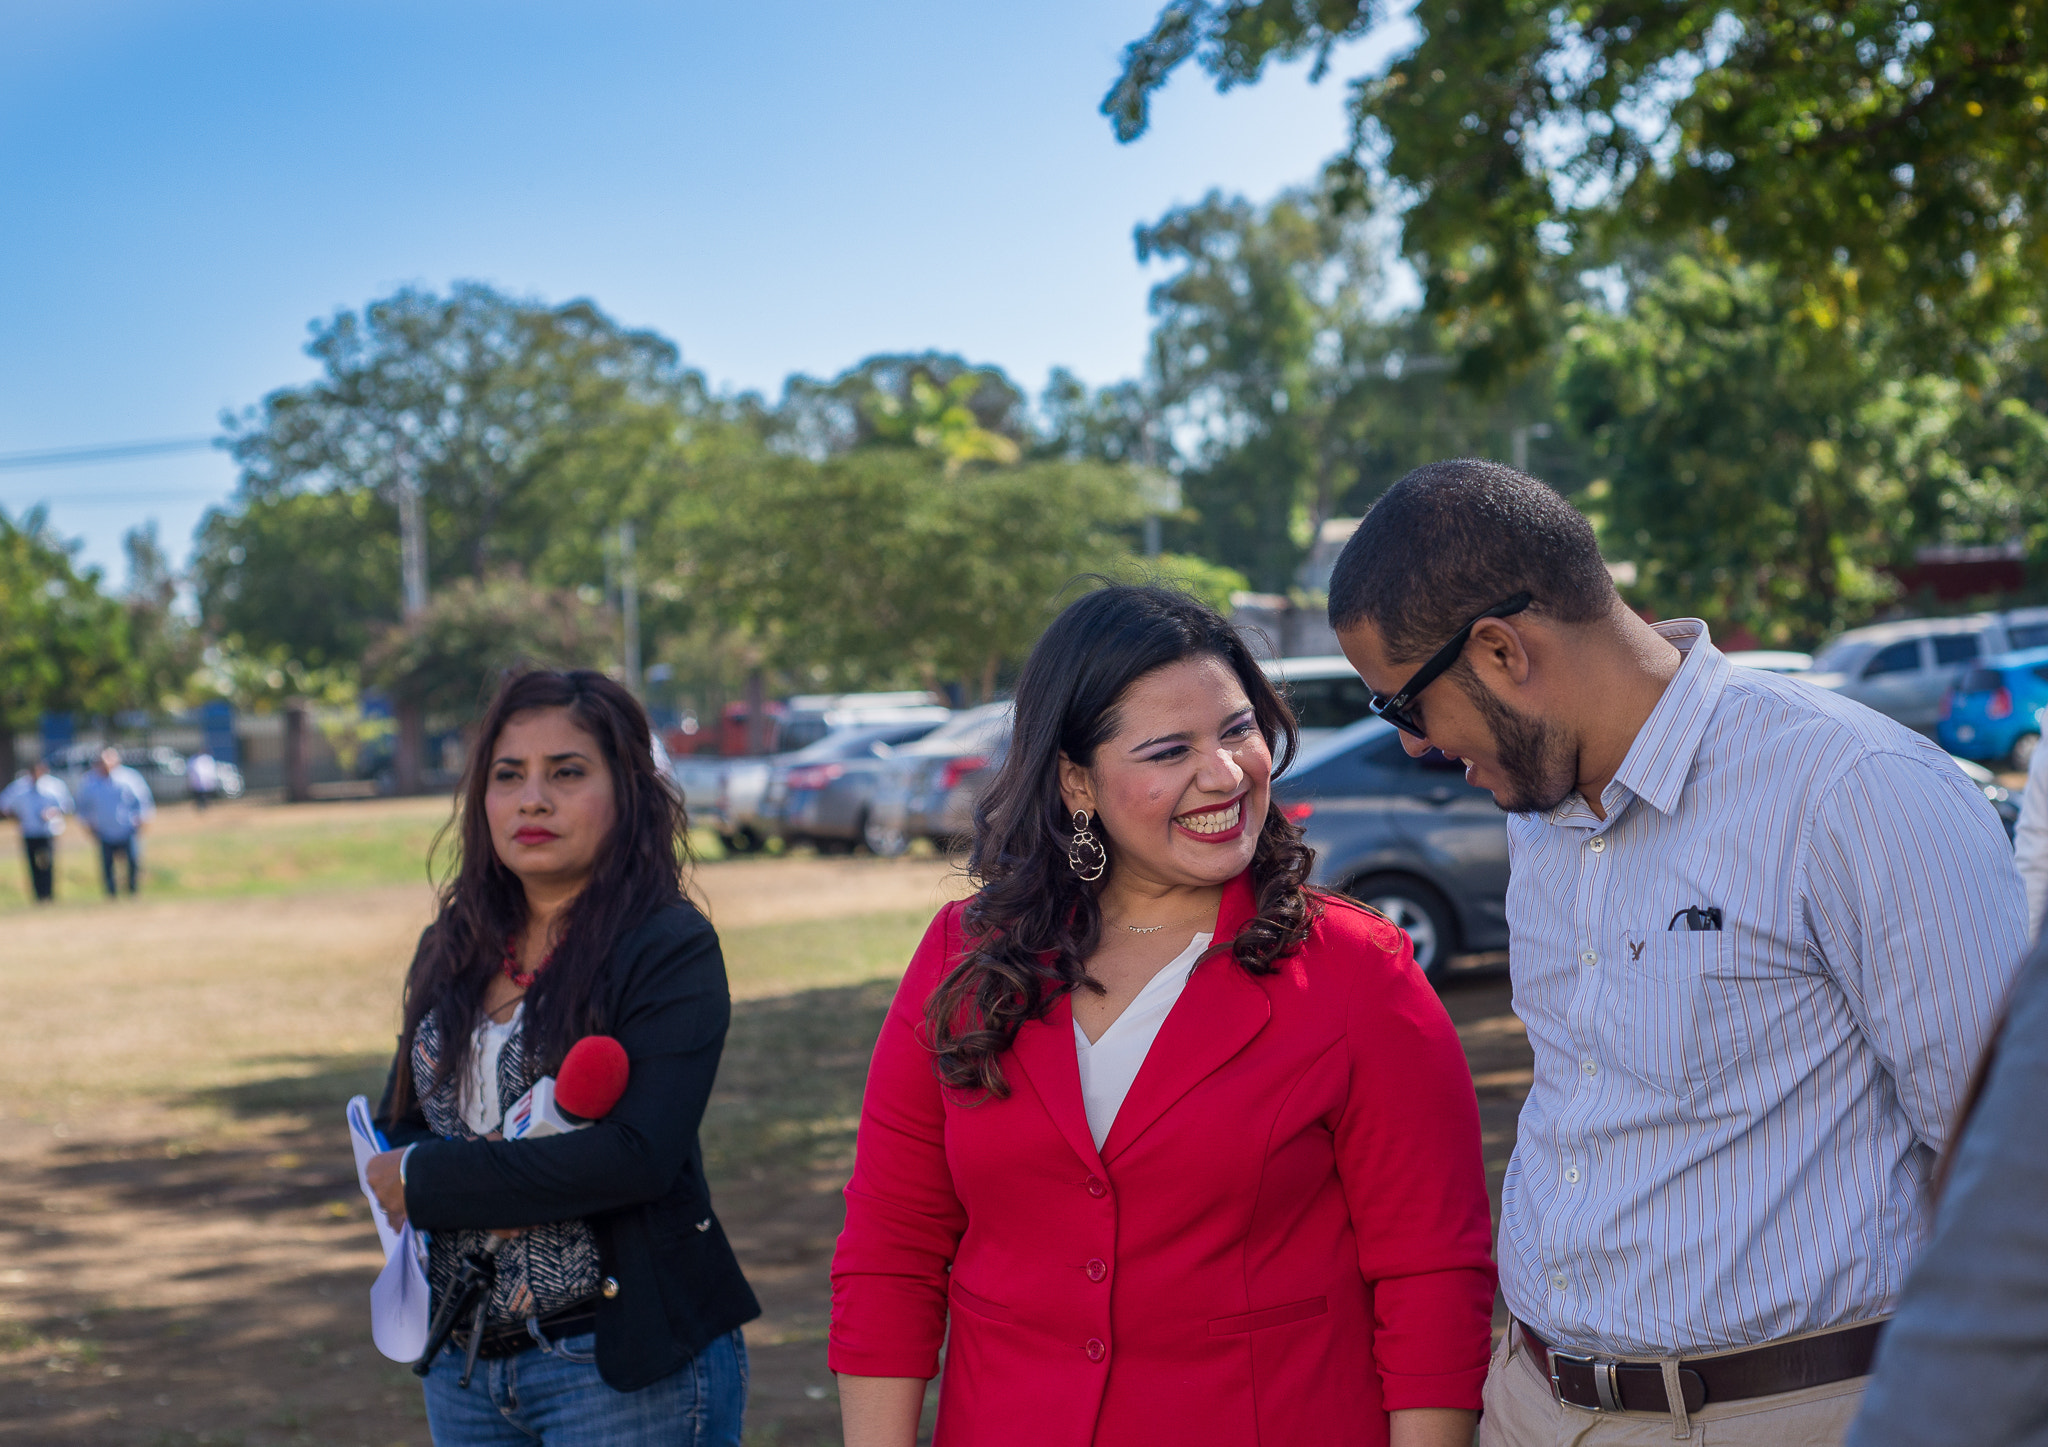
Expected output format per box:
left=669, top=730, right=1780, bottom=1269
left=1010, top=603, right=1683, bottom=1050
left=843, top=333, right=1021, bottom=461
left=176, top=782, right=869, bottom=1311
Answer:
left=1085, top=1338, right=1106, bottom=1362
left=1580, top=950, right=1597, bottom=966
left=1581, top=1060, right=1598, bottom=1077
left=1564, top=1166, right=1582, bottom=1184
left=1550, top=1273, right=1568, bottom=1291
left=1085, top=1176, right=1108, bottom=1198
left=1588, top=837, right=1606, bottom=853
left=1086, top=1259, right=1107, bottom=1282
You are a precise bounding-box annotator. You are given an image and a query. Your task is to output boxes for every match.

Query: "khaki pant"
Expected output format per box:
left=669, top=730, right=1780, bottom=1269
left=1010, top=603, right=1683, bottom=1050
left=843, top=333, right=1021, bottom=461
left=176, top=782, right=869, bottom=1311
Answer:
left=1478, top=1325, right=1866, bottom=1446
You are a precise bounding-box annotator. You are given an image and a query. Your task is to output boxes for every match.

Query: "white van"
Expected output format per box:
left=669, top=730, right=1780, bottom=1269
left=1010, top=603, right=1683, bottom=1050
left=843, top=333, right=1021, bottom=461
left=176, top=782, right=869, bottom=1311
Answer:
left=1807, top=609, right=2048, bottom=731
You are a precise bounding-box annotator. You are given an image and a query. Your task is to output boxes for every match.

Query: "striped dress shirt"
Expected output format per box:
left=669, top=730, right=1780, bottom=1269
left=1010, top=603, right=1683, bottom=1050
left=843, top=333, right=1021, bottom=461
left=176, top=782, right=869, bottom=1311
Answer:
left=1499, top=621, right=2028, bottom=1357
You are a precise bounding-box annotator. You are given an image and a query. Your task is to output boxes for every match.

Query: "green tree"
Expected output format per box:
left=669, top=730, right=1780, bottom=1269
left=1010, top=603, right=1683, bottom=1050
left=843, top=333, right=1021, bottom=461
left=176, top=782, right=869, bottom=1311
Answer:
left=772, top=353, right=1031, bottom=460
left=193, top=487, right=401, bottom=674
left=1137, top=186, right=1390, bottom=588
left=215, top=281, right=713, bottom=611
left=118, top=522, right=205, bottom=716
left=1108, top=0, right=2048, bottom=381
left=0, top=507, right=135, bottom=780
left=363, top=573, right=616, bottom=724
left=673, top=449, right=1144, bottom=698
left=1559, top=252, right=2048, bottom=643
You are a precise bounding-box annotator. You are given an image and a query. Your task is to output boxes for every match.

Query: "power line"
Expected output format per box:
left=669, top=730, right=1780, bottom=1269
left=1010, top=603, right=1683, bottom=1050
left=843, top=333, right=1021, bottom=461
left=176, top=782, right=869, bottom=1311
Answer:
left=0, top=436, right=218, bottom=471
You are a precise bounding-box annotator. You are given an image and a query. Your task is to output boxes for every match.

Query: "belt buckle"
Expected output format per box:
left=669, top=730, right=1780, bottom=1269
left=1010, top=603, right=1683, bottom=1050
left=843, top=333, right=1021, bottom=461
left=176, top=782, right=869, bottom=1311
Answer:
left=1549, top=1349, right=1625, bottom=1412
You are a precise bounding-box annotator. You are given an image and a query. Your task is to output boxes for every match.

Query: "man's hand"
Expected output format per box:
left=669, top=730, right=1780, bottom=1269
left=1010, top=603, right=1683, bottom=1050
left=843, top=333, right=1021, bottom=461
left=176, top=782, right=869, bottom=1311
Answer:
left=366, top=1148, right=407, bottom=1227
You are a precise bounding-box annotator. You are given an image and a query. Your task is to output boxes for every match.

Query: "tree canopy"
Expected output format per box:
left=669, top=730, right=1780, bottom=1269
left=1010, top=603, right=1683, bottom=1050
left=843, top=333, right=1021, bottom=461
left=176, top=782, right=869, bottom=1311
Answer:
left=1107, top=0, right=2048, bottom=381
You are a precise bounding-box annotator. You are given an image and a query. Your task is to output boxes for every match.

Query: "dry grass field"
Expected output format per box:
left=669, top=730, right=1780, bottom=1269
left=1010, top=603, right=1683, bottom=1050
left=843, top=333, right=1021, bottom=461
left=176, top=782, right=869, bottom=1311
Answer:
left=0, top=796, right=1529, bottom=1446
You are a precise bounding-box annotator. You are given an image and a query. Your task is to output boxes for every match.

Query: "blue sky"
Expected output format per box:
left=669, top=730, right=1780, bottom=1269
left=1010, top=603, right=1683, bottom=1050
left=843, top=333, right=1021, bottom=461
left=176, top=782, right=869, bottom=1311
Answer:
left=0, top=2, right=1407, bottom=578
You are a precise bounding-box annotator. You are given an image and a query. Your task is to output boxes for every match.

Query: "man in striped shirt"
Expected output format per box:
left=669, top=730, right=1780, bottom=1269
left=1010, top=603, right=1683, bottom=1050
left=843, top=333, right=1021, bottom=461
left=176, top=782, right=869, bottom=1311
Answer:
left=1329, top=460, right=2028, bottom=1444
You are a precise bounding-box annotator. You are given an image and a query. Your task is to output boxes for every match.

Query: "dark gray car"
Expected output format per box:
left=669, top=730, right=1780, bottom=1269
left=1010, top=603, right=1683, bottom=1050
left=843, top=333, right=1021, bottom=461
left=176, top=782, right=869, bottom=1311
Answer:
left=1272, top=717, right=1509, bottom=979
left=765, top=721, right=947, bottom=852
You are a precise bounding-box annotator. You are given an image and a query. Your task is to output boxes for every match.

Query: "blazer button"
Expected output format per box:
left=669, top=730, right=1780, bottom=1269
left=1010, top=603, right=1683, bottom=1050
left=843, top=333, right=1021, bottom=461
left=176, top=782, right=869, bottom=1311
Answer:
left=1085, top=1176, right=1107, bottom=1198
left=1085, top=1338, right=1106, bottom=1362
left=1086, top=1259, right=1107, bottom=1282
left=601, top=1276, right=620, bottom=1299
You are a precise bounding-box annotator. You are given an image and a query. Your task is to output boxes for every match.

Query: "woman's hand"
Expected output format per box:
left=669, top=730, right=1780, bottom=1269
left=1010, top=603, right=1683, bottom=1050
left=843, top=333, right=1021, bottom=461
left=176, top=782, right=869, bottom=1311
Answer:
left=366, top=1147, right=408, bottom=1227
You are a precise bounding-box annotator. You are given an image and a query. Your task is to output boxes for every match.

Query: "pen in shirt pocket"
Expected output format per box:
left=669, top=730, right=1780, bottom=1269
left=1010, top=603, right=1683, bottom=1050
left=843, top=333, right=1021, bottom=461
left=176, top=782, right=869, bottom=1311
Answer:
left=1668, top=905, right=1724, bottom=931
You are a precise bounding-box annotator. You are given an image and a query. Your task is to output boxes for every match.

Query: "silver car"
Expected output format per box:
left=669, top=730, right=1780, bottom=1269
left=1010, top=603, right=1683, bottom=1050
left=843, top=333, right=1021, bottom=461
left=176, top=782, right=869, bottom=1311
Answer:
left=762, top=721, right=948, bottom=853
left=1270, top=717, right=1510, bottom=980
left=864, top=702, right=1014, bottom=855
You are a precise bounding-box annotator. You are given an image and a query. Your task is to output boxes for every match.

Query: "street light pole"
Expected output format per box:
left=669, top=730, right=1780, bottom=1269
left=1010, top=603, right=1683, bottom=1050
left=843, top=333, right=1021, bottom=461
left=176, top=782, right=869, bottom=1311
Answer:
left=619, top=519, right=640, bottom=697
left=393, top=445, right=428, bottom=795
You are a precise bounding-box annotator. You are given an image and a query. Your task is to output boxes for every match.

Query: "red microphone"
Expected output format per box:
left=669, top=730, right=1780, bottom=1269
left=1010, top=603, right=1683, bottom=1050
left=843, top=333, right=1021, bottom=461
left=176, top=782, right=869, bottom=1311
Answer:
left=555, top=1035, right=631, bottom=1121
left=504, top=1035, right=630, bottom=1139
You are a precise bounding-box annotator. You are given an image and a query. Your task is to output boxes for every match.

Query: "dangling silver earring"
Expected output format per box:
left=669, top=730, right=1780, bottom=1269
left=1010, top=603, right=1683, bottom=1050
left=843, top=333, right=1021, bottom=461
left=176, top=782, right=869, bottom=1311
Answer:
left=1068, top=809, right=1107, bottom=882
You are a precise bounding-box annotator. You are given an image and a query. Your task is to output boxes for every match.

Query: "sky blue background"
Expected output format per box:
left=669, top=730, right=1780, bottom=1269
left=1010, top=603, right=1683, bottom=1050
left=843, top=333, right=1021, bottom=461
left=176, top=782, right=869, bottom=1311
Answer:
left=0, top=2, right=1407, bottom=577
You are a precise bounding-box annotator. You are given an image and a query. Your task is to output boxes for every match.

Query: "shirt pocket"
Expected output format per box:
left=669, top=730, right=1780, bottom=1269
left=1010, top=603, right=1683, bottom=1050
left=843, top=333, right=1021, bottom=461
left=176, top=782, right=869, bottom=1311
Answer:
left=1601, top=932, right=1750, bottom=1103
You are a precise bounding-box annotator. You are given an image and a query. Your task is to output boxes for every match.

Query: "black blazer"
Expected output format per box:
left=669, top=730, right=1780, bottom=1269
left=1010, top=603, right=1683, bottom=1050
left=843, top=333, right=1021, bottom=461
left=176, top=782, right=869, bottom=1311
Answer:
left=376, top=900, right=760, bottom=1391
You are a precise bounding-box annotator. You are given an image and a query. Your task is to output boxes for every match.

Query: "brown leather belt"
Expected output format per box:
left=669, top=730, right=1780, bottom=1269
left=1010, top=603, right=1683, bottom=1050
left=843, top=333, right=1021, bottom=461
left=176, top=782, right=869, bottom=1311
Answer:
left=1517, top=1319, right=1884, bottom=1414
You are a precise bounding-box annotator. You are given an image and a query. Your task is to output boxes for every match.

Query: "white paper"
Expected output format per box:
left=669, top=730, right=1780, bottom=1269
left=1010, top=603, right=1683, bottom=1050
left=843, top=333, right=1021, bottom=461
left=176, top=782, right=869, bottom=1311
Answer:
left=346, top=1094, right=431, bottom=1362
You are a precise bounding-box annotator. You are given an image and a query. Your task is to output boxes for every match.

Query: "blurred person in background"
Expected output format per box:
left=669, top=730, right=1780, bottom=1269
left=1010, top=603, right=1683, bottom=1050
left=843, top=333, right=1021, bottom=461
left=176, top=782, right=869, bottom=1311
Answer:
left=2011, top=735, right=2048, bottom=939
left=186, top=750, right=219, bottom=810
left=832, top=585, right=1495, bottom=1447
left=0, top=759, right=74, bottom=903
left=76, top=746, right=153, bottom=898
left=364, top=668, right=757, bottom=1446
left=1843, top=928, right=2048, bottom=1447
left=1330, top=460, right=2028, bottom=1444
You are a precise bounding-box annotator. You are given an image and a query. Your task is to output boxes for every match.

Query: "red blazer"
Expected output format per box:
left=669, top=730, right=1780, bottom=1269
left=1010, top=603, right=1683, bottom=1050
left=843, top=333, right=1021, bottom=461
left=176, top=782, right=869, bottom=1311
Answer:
left=829, top=872, right=1496, bottom=1446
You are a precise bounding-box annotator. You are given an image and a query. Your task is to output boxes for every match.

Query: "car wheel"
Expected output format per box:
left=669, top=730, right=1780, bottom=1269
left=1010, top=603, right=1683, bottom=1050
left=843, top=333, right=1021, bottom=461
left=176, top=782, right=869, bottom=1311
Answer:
left=1344, top=874, right=1457, bottom=982
left=2010, top=731, right=2041, bottom=773
left=722, top=827, right=763, bottom=856
left=862, top=812, right=908, bottom=857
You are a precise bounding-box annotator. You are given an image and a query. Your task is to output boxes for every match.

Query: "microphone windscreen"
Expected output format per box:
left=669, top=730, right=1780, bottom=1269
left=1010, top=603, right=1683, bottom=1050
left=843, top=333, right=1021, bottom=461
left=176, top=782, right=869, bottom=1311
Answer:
left=555, top=1035, right=630, bottom=1121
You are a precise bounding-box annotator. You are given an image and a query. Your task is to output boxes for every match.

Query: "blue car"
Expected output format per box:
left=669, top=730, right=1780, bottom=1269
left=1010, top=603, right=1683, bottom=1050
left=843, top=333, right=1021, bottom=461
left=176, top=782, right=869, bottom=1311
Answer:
left=1938, top=647, right=2048, bottom=770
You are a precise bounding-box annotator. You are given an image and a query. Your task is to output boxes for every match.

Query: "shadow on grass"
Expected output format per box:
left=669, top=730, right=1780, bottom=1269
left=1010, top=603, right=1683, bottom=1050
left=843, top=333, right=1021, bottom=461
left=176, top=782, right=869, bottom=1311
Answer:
left=184, top=1053, right=394, bottom=1119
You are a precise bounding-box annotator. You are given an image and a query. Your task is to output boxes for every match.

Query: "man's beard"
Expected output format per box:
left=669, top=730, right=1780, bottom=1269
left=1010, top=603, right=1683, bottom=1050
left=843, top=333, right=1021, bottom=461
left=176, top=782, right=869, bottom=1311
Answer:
left=1456, top=669, right=1577, bottom=814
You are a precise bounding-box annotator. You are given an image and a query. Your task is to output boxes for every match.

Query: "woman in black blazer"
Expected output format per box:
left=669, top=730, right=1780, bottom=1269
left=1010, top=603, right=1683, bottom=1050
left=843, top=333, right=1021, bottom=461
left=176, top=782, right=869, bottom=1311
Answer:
left=366, top=668, right=757, bottom=1445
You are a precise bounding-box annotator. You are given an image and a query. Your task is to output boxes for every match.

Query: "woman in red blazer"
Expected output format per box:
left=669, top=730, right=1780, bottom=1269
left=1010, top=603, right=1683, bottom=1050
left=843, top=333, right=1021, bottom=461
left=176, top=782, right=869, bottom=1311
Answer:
left=831, top=585, right=1495, bottom=1447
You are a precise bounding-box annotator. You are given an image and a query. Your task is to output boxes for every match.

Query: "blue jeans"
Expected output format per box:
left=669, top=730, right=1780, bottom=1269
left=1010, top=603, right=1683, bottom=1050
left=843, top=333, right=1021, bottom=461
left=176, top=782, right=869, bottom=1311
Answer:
left=98, top=836, right=139, bottom=896
left=421, top=1326, right=747, bottom=1446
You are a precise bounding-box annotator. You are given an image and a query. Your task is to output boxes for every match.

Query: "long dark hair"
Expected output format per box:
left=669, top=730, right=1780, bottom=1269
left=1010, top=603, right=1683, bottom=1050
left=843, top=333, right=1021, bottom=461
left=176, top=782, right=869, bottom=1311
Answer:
left=388, top=668, right=688, bottom=1117
left=926, top=584, right=1318, bottom=1098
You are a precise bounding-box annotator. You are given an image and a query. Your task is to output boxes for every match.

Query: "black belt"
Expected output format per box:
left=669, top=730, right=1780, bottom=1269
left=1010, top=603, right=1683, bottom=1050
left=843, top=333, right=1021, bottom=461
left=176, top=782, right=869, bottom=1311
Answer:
left=469, top=1302, right=599, bottom=1361
left=1518, top=1318, right=1884, bottom=1414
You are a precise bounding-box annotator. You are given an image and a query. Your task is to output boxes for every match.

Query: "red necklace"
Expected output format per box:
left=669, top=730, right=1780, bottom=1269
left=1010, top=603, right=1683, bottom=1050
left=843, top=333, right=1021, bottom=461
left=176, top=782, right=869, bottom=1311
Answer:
left=502, top=943, right=553, bottom=989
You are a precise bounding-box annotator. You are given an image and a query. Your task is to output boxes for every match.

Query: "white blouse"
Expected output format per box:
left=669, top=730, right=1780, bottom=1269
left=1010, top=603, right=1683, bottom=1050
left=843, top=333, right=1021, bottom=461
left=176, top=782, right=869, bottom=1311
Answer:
left=1073, top=932, right=1213, bottom=1152
left=461, top=1002, right=523, bottom=1137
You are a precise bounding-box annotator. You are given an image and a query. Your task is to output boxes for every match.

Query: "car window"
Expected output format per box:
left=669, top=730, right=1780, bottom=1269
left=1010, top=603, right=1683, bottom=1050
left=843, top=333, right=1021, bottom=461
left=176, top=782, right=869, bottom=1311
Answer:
left=2032, top=665, right=2048, bottom=687
left=1931, top=634, right=1982, bottom=665
left=1282, top=675, right=1376, bottom=731
left=1960, top=669, right=2005, bottom=694
left=2009, top=623, right=2048, bottom=651
left=1861, top=640, right=1924, bottom=678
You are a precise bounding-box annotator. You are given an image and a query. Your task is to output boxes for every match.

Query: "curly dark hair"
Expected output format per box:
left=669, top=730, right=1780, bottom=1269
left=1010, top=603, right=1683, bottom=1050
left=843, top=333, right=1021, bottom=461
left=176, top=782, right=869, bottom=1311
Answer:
left=926, top=584, right=1318, bottom=1098
left=388, top=667, right=689, bottom=1118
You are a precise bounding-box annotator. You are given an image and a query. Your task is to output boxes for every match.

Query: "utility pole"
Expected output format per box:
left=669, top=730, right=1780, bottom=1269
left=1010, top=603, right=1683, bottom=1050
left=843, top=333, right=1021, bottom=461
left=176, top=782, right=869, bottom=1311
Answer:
left=393, top=445, right=428, bottom=795
left=1511, top=422, right=1552, bottom=475
left=619, top=519, right=641, bottom=697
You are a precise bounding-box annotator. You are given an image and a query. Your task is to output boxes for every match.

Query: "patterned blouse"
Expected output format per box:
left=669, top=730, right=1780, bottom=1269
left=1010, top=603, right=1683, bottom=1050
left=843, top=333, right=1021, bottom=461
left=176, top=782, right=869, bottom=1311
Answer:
left=411, top=1008, right=602, bottom=1330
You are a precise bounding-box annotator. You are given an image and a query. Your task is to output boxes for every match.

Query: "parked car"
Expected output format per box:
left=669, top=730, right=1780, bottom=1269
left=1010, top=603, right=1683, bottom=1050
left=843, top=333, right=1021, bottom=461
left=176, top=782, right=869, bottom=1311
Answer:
left=762, top=721, right=949, bottom=852
left=45, top=743, right=243, bottom=806
left=864, top=701, right=1015, bottom=855
left=1271, top=717, right=1509, bottom=980
left=1806, top=610, right=2048, bottom=732
left=1938, top=647, right=2048, bottom=770
left=1258, top=656, right=1377, bottom=750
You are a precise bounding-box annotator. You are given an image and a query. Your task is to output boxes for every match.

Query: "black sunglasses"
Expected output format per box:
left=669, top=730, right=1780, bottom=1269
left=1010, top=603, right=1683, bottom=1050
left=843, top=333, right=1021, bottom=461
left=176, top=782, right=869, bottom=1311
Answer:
left=1368, top=592, right=1533, bottom=739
